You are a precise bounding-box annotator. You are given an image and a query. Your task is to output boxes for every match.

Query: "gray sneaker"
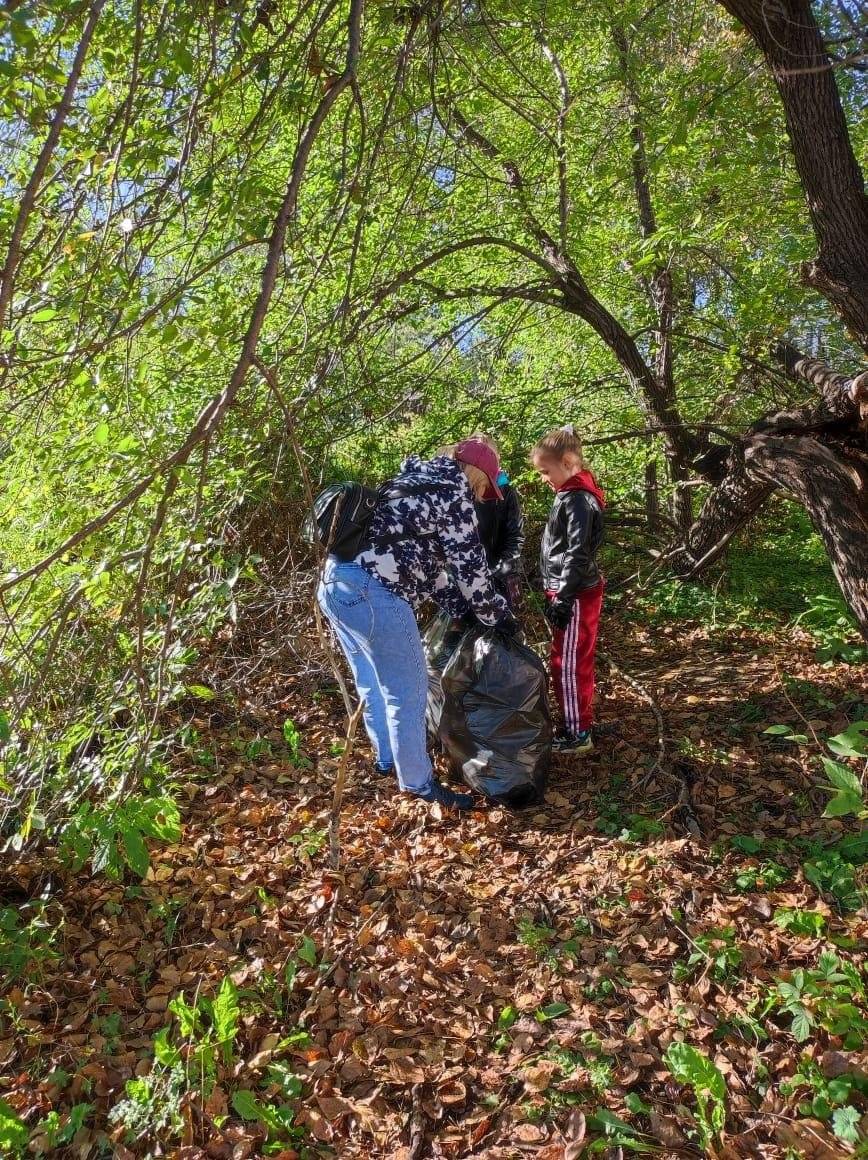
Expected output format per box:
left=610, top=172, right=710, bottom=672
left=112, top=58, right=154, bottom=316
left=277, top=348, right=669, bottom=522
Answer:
left=552, top=730, right=594, bottom=754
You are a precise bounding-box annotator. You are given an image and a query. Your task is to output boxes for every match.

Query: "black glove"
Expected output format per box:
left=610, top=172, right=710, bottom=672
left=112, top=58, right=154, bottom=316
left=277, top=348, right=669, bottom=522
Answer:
left=452, top=611, right=478, bottom=631
left=495, top=612, right=521, bottom=638
left=544, top=599, right=572, bottom=630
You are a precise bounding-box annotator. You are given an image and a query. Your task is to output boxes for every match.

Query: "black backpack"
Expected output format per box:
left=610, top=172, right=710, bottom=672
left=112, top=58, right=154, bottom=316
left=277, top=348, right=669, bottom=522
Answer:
left=305, top=482, right=380, bottom=561
left=305, top=479, right=434, bottom=561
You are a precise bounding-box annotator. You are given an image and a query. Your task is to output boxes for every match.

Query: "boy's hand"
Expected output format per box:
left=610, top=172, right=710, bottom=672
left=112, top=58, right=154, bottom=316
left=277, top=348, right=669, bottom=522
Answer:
left=544, top=599, right=572, bottom=630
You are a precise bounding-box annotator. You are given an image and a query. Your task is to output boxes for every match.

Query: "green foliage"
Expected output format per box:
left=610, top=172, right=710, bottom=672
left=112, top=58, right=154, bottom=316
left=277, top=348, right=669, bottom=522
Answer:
left=281, top=718, right=312, bottom=769
left=59, top=793, right=180, bottom=879
left=732, top=859, right=789, bottom=893
left=105, top=974, right=306, bottom=1150
left=0, top=902, right=60, bottom=981
left=802, top=848, right=864, bottom=912
left=818, top=756, right=865, bottom=819
left=0, top=0, right=863, bottom=881
left=166, top=975, right=241, bottom=1083
left=231, top=1088, right=304, bottom=1143
left=549, top=1044, right=615, bottom=1094
left=585, top=1108, right=654, bottom=1153
left=781, top=1056, right=868, bottom=1142
left=663, top=1041, right=727, bottom=1150
left=535, top=1002, right=572, bottom=1022
left=0, top=1098, right=27, bottom=1153
left=108, top=1062, right=186, bottom=1143
left=674, top=927, right=742, bottom=985
left=772, top=909, right=827, bottom=938
left=626, top=509, right=855, bottom=637
left=31, top=1103, right=92, bottom=1153
left=517, top=917, right=557, bottom=959
left=792, top=595, right=868, bottom=665
left=773, top=951, right=868, bottom=1048
left=594, top=799, right=664, bottom=842
left=288, top=825, right=328, bottom=858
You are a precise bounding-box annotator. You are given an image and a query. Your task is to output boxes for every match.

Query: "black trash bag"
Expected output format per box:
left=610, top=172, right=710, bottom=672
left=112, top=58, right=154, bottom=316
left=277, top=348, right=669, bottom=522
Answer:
left=423, top=612, right=552, bottom=807
left=423, top=611, right=465, bottom=739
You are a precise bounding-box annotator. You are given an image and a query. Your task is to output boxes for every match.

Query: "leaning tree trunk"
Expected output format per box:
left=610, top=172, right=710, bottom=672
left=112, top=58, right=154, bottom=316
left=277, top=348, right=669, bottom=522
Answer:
left=670, top=346, right=868, bottom=639
left=745, top=434, right=868, bottom=631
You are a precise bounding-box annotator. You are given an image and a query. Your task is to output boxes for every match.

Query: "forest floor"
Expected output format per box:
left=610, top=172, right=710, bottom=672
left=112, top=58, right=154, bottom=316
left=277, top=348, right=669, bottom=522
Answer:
left=2, top=611, right=866, bottom=1159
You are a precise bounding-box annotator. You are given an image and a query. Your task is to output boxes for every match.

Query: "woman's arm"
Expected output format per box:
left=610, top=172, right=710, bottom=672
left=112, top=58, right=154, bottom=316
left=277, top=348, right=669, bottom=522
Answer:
left=438, top=486, right=510, bottom=625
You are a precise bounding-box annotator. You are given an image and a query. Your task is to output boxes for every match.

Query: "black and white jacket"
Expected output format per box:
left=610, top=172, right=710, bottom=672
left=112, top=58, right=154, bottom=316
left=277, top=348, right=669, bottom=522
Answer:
left=357, top=455, right=509, bottom=625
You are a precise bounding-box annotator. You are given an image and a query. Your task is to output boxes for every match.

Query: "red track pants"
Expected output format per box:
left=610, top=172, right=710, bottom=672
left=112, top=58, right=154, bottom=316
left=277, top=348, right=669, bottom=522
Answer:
left=547, top=581, right=603, bottom=734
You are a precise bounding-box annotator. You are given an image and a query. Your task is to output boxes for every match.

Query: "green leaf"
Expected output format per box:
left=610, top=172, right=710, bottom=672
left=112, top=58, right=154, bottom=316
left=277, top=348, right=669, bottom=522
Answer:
left=94, top=421, right=109, bottom=445
left=212, top=977, right=240, bottom=1064
left=822, top=792, right=864, bottom=818
left=121, top=825, right=150, bottom=877
left=153, top=1026, right=181, bottom=1066
left=821, top=757, right=863, bottom=794
left=186, top=684, right=216, bottom=699
left=819, top=758, right=863, bottom=816
left=591, top=1108, right=638, bottom=1134
left=831, top=1105, right=861, bottom=1144
left=625, top=1091, right=651, bottom=1114
left=231, top=1089, right=261, bottom=1122
left=790, top=1006, right=813, bottom=1042
left=0, top=1098, right=28, bottom=1150
left=536, top=1001, right=571, bottom=1021
left=763, top=724, right=793, bottom=735
left=168, top=993, right=199, bottom=1037
left=298, top=936, right=317, bottom=967
left=31, top=307, right=57, bottom=322
left=0, top=711, right=10, bottom=743
left=731, top=834, right=763, bottom=854
left=827, top=721, right=868, bottom=759
left=663, top=1041, right=726, bottom=1101
left=497, top=1004, right=518, bottom=1029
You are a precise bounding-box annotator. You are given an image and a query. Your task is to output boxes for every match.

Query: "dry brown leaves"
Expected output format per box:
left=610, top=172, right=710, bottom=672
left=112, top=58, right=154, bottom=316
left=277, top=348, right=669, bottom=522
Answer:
left=1, top=617, right=865, bottom=1158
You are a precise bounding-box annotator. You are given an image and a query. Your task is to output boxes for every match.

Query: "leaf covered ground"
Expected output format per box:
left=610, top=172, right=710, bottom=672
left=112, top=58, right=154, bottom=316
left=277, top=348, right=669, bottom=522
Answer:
left=2, top=614, right=866, bottom=1159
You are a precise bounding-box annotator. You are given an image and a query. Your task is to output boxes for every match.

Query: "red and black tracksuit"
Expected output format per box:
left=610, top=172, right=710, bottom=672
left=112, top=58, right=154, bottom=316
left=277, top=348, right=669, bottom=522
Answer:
left=540, top=471, right=605, bottom=735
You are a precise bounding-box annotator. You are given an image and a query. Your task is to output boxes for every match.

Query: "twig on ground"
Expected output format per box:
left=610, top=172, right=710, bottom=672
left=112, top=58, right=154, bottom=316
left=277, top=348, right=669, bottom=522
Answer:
left=598, top=648, right=667, bottom=784
left=406, top=1084, right=427, bottom=1159
left=330, top=701, right=365, bottom=870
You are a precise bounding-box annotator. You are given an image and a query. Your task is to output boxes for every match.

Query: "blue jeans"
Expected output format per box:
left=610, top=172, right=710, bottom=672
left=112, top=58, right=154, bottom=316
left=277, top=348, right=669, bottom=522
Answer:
left=317, top=561, right=433, bottom=794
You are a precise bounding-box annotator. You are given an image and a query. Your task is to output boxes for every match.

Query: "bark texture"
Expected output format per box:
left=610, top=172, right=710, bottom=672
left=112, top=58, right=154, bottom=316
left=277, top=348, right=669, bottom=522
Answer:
left=670, top=345, right=868, bottom=638
left=717, top=0, right=868, bottom=351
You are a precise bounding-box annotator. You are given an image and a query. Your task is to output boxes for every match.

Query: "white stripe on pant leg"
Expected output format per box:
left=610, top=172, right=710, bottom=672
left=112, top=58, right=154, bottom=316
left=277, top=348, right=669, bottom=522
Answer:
left=561, top=613, right=574, bottom=734
left=564, top=600, right=581, bottom=734
left=571, top=595, right=582, bottom=733
left=572, top=593, right=582, bottom=733
left=562, top=609, right=576, bottom=734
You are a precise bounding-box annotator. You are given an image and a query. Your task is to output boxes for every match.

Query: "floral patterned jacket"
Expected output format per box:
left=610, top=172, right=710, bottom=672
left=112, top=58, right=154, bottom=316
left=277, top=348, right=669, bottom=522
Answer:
left=356, top=455, right=509, bottom=625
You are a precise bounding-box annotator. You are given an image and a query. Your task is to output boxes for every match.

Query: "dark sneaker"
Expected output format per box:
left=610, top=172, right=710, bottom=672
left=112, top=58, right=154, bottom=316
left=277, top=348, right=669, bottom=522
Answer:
left=552, top=730, right=594, bottom=754
left=414, top=779, right=475, bottom=811
left=373, top=762, right=394, bottom=777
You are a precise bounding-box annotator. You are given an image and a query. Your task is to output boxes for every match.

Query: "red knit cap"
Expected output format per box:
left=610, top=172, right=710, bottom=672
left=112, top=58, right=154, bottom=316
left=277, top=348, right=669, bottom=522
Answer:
left=454, top=438, right=503, bottom=499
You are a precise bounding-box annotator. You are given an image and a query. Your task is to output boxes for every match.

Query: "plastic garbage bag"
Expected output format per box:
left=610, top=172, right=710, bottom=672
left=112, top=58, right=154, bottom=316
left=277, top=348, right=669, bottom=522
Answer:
left=423, top=612, right=551, bottom=806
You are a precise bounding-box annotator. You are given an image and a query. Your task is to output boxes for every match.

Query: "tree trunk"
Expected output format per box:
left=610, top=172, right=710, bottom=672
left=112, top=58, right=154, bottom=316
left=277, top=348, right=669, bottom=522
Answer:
left=613, top=25, right=694, bottom=533
left=670, top=346, right=868, bottom=638
left=717, top=0, right=868, bottom=351
left=746, top=434, right=868, bottom=633
left=645, top=459, right=660, bottom=532
left=668, top=448, right=776, bottom=576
